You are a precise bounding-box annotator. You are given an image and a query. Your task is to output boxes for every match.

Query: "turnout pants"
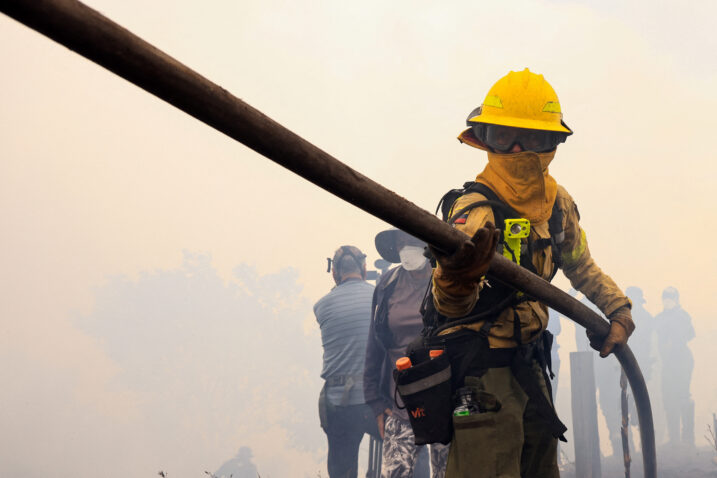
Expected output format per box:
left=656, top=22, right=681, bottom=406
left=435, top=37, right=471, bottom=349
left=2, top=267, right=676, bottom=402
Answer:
left=446, top=362, right=559, bottom=478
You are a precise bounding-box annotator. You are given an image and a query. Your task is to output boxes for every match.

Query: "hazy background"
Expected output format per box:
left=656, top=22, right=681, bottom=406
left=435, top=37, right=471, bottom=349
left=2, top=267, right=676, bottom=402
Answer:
left=1, top=0, right=715, bottom=476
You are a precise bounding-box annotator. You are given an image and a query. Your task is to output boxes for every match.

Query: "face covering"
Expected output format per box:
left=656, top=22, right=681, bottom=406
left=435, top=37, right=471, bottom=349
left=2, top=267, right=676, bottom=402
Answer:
left=476, top=149, right=558, bottom=224
left=399, top=246, right=428, bottom=271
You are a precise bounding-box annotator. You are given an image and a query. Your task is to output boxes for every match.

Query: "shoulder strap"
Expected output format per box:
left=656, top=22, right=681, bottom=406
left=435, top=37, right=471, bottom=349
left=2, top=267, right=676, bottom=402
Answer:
left=376, top=267, right=400, bottom=309
left=373, top=267, right=400, bottom=346
left=436, top=181, right=475, bottom=221
left=464, top=182, right=500, bottom=203
left=548, top=200, right=565, bottom=246
left=379, top=266, right=401, bottom=288
left=532, top=199, right=565, bottom=277
left=547, top=200, right=565, bottom=272
left=443, top=182, right=519, bottom=227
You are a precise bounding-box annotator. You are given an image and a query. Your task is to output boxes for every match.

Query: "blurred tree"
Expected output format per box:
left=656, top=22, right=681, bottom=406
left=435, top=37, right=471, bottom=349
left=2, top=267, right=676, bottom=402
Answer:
left=78, top=251, right=323, bottom=475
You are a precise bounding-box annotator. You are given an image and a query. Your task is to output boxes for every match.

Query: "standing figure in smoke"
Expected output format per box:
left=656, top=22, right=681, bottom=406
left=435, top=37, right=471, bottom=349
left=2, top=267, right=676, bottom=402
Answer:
left=625, top=286, right=656, bottom=415
left=315, top=245, right=378, bottom=478
left=364, top=229, right=449, bottom=478
left=624, top=287, right=655, bottom=382
left=623, top=286, right=656, bottom=451
left=213, top=446, right=259, bottom=478
left=655, top=286, right=695, bottom=447
left=595, top=286, right=655, bottom=457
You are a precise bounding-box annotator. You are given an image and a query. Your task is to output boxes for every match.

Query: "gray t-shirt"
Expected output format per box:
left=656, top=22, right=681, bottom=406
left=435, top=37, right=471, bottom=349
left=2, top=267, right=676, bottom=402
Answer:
left=314, top=279, right=375, bottom=406
left=385, top=265, right=432, bottom=417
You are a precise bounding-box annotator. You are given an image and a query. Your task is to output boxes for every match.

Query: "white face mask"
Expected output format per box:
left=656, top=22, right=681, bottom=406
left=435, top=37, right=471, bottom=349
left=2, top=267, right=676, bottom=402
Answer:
left=399, top=246, right=428, bottom=271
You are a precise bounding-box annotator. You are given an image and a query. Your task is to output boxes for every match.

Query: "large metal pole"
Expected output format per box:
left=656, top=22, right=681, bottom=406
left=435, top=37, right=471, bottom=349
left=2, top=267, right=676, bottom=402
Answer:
left=0, top=1, right=655, bottom=476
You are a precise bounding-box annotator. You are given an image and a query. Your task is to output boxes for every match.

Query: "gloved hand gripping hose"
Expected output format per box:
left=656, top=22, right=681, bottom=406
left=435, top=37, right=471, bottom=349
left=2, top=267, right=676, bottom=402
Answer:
left=0, top=2, right=655, bottom=476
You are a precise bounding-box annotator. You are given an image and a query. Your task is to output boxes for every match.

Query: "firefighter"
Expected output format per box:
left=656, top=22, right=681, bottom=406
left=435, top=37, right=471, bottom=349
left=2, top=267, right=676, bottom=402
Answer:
left=428, top=68, right=635, bottom=477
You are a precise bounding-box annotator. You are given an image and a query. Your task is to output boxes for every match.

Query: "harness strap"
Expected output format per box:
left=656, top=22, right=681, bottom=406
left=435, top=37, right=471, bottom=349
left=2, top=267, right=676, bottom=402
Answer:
left=373, top=267, right=400, bottom=347
left=431, top=291, right=516, bottom=335
left=547, top=200, right=565, bottom=274
left=423, top=329, right=503, bottom=388
left=512, top=309, right=523, bottom=346
left=448, top=181, right=565, bottom=280
left=542, top=330, right=556, bottom=380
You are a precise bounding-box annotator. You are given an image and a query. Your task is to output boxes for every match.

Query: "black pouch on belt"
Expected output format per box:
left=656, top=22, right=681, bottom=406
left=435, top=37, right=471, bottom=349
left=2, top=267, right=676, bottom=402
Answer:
left=393, top=353, right=453, bottom=445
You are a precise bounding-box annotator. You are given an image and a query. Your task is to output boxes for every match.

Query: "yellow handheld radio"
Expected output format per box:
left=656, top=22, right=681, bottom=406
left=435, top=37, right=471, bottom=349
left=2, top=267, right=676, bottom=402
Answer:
left=503, top=218, right=530, bottom=265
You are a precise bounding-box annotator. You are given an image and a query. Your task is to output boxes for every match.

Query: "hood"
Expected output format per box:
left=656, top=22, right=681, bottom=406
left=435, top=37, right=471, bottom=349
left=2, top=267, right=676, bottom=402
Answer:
left=477, top=149, right=557, bottom=224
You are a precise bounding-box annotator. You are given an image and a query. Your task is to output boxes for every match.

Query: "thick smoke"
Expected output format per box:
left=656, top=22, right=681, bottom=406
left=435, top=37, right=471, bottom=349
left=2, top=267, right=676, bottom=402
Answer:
left=78, top=252, right=325, bottom=477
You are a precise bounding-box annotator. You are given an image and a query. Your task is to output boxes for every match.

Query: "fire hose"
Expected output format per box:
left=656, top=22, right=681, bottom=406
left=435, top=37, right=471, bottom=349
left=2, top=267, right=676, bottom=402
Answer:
left=0, top=1, right=656, bottom=475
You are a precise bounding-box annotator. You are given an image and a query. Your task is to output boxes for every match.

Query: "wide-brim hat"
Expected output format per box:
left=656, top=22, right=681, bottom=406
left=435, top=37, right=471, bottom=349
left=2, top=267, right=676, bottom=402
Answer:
left=375, top=228, right=425, bottom=263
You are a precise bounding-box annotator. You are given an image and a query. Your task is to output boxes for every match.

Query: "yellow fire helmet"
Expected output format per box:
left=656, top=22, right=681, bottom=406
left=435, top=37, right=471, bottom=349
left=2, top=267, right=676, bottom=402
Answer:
left=467, top=68, right=573, bottom=134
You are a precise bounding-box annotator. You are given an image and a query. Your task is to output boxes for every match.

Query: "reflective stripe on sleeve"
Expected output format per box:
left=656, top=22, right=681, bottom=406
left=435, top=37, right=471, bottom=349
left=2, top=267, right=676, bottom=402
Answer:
left=561, top=228, right=587, bottom=266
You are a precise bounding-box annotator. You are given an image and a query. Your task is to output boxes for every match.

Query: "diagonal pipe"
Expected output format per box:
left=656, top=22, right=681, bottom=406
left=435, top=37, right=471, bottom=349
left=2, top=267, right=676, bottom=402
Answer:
left=0, top=0, right=655, bottom=475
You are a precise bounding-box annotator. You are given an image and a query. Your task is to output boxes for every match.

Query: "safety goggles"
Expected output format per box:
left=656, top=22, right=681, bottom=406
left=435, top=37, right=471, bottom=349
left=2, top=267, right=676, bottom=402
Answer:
left=471, top=123, right=568, bottom=153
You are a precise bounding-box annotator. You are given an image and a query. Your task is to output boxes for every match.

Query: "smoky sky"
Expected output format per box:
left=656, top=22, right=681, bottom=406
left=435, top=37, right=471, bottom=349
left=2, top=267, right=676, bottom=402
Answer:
left=2, top=0, right=717, bottom=475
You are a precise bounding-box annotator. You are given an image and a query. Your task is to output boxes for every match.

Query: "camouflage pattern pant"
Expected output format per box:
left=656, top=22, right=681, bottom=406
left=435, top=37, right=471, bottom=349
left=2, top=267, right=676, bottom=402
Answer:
left=382, top=414, right=448, bottom=478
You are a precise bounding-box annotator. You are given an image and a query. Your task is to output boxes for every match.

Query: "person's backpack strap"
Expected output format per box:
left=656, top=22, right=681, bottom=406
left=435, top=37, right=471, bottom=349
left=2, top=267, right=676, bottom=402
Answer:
left=437, top=181, right=519, bottom=224
left=547, top=200, right=565, bottom=271
left=436, top=182, right=474, bottom=221
left=531, top=199, right=565, bottom=279
left=373, top=267, right=401, bottom=345
left=452, top=182, right=518, bottom=226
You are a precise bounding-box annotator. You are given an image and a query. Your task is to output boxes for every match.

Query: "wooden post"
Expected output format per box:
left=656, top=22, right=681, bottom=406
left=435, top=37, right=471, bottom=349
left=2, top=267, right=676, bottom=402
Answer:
left=570, top=351, right=602, bottom=478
